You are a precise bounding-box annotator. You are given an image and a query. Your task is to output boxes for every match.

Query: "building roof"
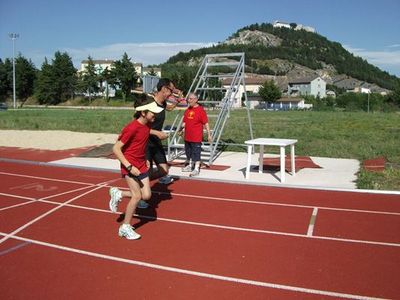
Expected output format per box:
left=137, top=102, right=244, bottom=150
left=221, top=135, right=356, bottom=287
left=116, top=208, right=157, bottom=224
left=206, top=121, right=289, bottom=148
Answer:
left=288, top=75, right=320, bottom=84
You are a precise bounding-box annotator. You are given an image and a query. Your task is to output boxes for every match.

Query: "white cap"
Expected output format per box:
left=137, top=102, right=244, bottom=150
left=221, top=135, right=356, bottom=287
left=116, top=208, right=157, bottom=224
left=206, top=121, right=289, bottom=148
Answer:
left=135, top=101, right=163, bottom=113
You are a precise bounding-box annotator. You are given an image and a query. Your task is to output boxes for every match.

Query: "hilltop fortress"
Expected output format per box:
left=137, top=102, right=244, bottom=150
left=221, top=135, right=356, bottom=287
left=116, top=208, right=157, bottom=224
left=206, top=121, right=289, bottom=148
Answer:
left=273, top=20, right=316, bottom=33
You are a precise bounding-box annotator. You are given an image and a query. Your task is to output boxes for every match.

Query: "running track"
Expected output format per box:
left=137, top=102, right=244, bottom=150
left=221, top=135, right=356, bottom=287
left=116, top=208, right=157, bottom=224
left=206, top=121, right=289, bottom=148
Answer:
left=1, top=160, right=400, bottom=299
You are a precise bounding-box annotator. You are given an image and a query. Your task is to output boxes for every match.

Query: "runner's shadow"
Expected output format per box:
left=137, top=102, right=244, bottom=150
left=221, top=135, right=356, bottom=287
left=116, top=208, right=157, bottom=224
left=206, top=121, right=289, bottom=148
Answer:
left=116, top=178, right=177, bottom=230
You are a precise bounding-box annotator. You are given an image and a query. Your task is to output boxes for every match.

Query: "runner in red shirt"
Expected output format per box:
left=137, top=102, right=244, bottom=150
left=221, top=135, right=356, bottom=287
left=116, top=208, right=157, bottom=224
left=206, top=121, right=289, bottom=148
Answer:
left=179, top=93, right=212, bottom=177
left=108, top=98, right=163, bottom=240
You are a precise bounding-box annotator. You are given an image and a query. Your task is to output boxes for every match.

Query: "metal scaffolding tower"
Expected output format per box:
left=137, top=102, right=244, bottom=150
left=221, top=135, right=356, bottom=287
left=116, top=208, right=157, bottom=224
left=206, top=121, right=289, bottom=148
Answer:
left=167, top=52, right=253, bottom=165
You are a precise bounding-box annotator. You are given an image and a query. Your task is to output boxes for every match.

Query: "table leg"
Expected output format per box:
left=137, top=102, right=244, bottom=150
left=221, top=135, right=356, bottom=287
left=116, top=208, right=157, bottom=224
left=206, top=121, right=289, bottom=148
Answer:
left=280, top=146, right=285, bottom=183
left=291, top=144, right=296, bottom=176
left=259, top=145, right=264, bottom=174
left=246, top=145, right=252, bottom=179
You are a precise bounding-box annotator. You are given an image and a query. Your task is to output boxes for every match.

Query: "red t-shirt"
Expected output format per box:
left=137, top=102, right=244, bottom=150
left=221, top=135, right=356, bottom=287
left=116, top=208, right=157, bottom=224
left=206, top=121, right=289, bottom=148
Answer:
left=183, top=105, right=208, bottom=142
left=118, top=119, right=151, bottom=175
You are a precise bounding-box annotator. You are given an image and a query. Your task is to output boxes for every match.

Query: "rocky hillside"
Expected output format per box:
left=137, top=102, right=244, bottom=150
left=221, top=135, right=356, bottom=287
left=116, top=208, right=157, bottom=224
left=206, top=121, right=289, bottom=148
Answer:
left=224, top=30, right=282, bottom=47
left=166, top=22, right=399, bottom=92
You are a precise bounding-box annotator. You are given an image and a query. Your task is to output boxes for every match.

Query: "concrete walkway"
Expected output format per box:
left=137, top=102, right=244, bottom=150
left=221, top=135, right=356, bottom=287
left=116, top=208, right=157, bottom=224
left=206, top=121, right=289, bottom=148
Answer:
left=51, top=151, right=360, bottom=190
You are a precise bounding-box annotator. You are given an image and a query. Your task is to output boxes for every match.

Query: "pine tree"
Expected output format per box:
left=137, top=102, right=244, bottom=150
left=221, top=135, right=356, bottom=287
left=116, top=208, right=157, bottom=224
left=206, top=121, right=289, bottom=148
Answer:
left=79, top=56, right=100, bottom=102
left=110, top=53, right=138, bottom=101
left=259, top=80, right=281, bottom=103
left=15, top=55, right=37, bottom=106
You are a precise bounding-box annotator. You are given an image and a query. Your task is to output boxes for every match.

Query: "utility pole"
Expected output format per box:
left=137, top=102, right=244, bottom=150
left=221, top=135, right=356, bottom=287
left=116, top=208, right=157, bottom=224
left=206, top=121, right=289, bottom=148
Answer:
left=9, top=33, right=19, bottom=109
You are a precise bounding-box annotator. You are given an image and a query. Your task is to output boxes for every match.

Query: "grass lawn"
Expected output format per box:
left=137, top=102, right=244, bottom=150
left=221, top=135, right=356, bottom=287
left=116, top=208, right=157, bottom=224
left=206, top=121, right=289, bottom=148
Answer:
left=1, top=108, right=399, bottom=191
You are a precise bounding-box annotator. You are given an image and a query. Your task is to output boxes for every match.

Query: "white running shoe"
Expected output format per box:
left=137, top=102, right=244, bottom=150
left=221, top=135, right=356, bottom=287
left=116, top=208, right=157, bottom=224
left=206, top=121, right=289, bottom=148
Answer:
left=159, top=175, right=174, bottom=185
left=181, top=165, right=192, bottom=172
left=189, top=169, right=200, bottom=177
left=137, top=200, right=149, bottom=209
left=109, top=187, right=122, bottom=213
left=118, top=224, right=141, bottom=240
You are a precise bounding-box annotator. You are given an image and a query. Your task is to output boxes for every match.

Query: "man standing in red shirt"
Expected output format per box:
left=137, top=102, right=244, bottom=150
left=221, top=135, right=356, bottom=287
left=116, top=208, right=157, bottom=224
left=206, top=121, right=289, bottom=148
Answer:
left=179, top=93, right=212, bottom=177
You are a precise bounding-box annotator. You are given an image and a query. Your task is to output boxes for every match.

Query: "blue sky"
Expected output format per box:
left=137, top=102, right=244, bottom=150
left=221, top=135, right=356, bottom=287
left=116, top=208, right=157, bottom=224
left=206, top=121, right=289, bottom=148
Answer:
left=1, top=0, right=399, bottom=77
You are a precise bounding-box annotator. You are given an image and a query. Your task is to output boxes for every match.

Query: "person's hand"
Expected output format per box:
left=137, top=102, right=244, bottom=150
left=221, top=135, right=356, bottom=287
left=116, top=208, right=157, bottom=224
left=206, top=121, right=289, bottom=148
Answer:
left=177, top=129, right=184, bottom=136
left=130, top=166, right=140, bottom=176
left=207, top=133, right=212, bottom=143
left=173, top=88, right=183, bottom=97
left=156, top=131, right=168, bottom=140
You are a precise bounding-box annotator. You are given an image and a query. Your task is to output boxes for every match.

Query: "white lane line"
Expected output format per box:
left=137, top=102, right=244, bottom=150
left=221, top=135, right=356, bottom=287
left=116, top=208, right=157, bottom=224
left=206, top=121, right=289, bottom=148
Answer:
left=307, top=208, right=318, bottom=237
left=0, top=193, right=37, bottom=211
left=0, top=171, right=99, bottom=186
left=0, top=185, right=105, bottom=244
left=0, top=233, right=384, bottom=300
left=1, top=191, right=400, bottom=248
left=154, top=191, right=400, bottom=216
left=0, top=199, right=38, bottom=211
left=1, top=171, right=399, bottom=216
left=0, top=177, right=120, bottom=245
left=0, top=185, right=95, bottom=212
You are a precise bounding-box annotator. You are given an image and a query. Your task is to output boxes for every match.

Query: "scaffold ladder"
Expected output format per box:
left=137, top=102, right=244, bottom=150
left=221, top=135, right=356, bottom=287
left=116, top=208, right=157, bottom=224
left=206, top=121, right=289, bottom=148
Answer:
left=167, top=52, right=253, bottom=165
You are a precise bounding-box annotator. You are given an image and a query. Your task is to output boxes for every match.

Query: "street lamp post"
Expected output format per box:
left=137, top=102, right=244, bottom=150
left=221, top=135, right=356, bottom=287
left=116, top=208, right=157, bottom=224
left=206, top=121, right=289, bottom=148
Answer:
left=9, top=33, right=19, bottom=109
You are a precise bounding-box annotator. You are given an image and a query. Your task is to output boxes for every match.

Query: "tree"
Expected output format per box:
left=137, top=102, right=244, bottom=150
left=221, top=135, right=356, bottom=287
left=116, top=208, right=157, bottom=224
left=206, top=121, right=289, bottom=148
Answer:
left=100, top=67, right=112, bottom=101
left=387, top=82, right=400, bottom=107
left=258, top=80, right=281, bottom=103
left=161, top=63, right=197, bottom=93
left=79, top=56, right=100, bottom=102
left=35, top=58, right=57, bottom=104
left=147, top=67, right=157, bottom=76
left=0, top=59, right=12, bottom=101
left=51, top=51, right=77, bottom=103
left=15, top=55, right=37, bottom=107
left=110, top=52, right=138, bottom=101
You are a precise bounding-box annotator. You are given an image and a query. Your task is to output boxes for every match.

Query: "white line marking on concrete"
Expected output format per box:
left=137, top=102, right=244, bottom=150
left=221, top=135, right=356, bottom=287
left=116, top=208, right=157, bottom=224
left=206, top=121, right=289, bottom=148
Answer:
left=0, top=233, right=385, bottom=300
left=307, top=208, right=318, bottom=237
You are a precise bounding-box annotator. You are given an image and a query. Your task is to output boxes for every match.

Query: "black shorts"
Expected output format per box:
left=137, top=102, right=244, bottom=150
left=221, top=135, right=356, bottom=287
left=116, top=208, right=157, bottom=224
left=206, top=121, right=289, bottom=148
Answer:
left=146, top=142, right=167, bottom=165
left=123, top=171, right=149, bottom=181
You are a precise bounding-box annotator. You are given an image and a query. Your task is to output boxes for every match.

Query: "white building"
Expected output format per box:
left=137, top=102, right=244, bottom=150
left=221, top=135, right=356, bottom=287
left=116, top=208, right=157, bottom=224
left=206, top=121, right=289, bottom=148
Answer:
left=80, top=59, right=145, bottom=77
left=273, top=20, right=291, bottom=29
left=288, top=76, right=326, bottom=98
left=273, top=20, right=316, bottom=33
left=80, top=59, right=113, bottom=75
left=79, top=59, right=161, bottom=97
left=221, top=76, right=290, bottom=109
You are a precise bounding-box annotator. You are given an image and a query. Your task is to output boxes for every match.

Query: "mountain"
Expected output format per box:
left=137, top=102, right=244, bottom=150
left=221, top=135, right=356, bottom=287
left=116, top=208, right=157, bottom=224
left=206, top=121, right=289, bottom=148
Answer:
left=165, top=22, right=399, bottom=92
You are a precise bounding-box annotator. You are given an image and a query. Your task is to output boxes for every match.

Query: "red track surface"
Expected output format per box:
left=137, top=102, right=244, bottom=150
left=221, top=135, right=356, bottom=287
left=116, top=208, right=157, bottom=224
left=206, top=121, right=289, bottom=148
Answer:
left=1, top=158, right=400, bottom=299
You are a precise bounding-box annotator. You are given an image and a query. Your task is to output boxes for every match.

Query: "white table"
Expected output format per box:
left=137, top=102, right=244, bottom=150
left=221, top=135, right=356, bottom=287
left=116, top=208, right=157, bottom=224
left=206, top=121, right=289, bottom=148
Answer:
left=245, top=138, right=298, bottom=183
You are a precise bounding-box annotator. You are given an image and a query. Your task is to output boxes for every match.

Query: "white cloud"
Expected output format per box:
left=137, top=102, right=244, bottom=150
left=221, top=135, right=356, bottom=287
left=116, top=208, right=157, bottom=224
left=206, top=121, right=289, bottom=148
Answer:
left=26, top=42, right=215, bottom=69
left=343, top=44, right=400, bottom=76
left=63, top=42, right=215, bottom=67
